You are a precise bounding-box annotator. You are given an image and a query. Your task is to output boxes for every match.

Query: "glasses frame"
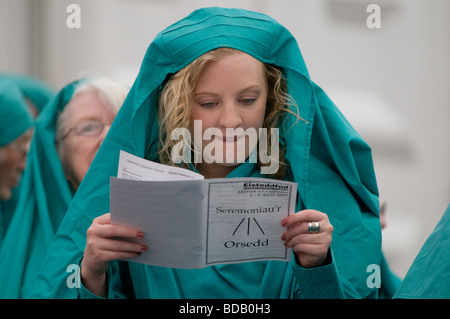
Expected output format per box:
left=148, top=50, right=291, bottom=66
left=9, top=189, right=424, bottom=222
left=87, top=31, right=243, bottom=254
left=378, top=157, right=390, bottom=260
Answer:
left=61, top=119, right=111, bottom=141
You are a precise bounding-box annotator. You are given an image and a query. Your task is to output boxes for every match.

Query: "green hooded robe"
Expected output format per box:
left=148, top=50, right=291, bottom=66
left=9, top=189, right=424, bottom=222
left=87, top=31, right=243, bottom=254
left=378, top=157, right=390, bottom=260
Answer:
left=0, top=80, right=81, bottom=298
left=0, top=79, right=34, bottom=244
left=0, top=73, right=55, bottom=114
left=394, top=203, right=450, bottom=299
left=28, top=7, right=382, bottom=299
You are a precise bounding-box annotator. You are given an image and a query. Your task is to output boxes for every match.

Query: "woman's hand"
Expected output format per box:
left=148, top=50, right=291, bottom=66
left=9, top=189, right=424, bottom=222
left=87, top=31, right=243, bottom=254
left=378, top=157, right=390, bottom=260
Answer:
left=81, top=213, right=146, bottom=297
left=281, top=209, right=333, bottom=268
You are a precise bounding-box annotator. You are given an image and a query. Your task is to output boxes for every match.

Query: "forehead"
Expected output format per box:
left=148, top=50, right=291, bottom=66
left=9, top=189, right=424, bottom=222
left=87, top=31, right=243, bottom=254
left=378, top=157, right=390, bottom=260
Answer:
left=63, top=91, right=112, bottom=123
left=207, top=51, right=264, bottom=73
left=195, top=52, right=266, bottom=90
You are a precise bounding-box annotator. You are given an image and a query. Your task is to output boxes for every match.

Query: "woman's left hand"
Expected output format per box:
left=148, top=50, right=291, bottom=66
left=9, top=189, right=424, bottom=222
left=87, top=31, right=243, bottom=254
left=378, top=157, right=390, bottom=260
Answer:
left=281, top=209, right=333, bottom=268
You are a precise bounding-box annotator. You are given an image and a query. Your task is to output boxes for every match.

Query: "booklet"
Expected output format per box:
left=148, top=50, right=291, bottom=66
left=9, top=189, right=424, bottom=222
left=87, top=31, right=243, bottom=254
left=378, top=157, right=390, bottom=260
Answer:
left=110, top=150, right=297, bottom=269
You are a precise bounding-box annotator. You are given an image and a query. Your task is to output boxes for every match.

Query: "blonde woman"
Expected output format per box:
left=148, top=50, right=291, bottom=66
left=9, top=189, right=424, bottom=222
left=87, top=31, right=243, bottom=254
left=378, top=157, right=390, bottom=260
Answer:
left=31, top=8, right=381, bottom=299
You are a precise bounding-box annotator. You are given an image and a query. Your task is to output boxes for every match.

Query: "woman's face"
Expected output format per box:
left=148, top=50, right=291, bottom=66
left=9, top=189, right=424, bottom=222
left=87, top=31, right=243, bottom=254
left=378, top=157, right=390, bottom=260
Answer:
left=190, top=52, right=267, bottom=178
left=0, top=129, right=33, bottom=200
left=60, top=91, right=115, bottom=190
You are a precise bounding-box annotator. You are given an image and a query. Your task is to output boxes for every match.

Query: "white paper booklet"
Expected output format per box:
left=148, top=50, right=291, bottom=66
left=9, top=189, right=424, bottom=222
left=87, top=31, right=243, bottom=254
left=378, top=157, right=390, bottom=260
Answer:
left=110, top=150, right=296, bottom=269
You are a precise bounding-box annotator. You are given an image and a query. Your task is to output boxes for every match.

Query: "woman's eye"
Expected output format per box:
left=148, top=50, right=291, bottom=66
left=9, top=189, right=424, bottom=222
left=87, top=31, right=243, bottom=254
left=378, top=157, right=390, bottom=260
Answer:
left=82, top=124, right=96, bottom=132
left=239, top=98, right=256, bottom=105
left=79, top=122, right=100, bottom=134
left=200, top=101, right=217, bottom=108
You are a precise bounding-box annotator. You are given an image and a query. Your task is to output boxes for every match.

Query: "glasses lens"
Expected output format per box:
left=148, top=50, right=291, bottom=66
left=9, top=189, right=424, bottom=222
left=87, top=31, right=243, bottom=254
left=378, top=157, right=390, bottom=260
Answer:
left=76, top=120, right=103, bottom=136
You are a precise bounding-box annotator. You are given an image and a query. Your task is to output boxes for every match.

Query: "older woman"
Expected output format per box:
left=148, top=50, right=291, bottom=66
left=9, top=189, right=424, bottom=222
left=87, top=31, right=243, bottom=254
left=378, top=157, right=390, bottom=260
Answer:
left=0, top=79, right=34, bottom=242
left=0, top=78, right=129, bottom=298
left=55, top=79, right=128, bottom=191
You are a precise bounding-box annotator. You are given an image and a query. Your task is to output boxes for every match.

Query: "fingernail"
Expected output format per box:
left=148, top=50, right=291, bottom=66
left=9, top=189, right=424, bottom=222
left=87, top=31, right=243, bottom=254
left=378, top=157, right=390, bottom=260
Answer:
left=281, top=234, right=285, bottom=241
left=141, top=245, right=148, bottom=252
left=281, top=219, right=288, bottom=227
left=137, top=231, right=144, bottom=239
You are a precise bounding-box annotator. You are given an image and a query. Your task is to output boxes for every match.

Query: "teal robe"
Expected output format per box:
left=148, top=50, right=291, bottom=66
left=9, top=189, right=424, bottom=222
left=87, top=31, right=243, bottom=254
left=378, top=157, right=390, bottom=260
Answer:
left=0, top=79, right=34, bottom=244
left=379, top=253, right=402, bottom=298
left=394, top=203, right=450, bottom=298
left=0, top=81, right=81, bottom=298
left=0, top=73, right=55, bottom=114
left=28, top=7, right=382, bottom=299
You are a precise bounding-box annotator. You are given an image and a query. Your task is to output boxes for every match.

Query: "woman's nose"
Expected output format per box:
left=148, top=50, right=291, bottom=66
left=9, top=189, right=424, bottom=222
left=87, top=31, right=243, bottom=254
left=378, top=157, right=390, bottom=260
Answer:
left=101, top=123, right=112, bottom=139
left=97, top=123, right=112, bottom=145
left=218, top=102, right=242, bottom=129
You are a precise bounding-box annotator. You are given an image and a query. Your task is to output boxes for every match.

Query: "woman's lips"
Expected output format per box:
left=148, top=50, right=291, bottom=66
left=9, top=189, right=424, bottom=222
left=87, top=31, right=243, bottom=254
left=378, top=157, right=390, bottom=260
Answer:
left=215, top=135, right=244, bottom=142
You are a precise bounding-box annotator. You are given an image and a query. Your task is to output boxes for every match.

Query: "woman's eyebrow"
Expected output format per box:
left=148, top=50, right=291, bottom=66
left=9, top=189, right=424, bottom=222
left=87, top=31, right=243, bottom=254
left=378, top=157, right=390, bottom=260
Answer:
left=240, top=85, right=262, bottom=94
left=194, top=85, right=262, bottom=96
left=69, top=116, right=102, bottom=126
left=194, top=92, right=219, bottom=97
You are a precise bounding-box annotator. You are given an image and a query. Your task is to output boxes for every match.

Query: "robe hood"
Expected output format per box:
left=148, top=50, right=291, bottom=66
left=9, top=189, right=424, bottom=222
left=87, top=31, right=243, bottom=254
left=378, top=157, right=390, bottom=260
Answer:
left=0, top=79, right=33, bottom=147
left=0, top=73, right=55, bottom=113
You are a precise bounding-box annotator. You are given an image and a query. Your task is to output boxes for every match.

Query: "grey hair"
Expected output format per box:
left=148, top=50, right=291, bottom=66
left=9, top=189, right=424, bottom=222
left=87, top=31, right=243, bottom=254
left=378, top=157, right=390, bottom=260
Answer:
left=55, top=78, right=129, bottom=158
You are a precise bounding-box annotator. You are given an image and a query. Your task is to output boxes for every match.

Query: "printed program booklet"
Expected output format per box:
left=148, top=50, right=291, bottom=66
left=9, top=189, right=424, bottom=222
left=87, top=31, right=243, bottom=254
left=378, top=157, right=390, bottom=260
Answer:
left=110, top=150, right=297, bottom=269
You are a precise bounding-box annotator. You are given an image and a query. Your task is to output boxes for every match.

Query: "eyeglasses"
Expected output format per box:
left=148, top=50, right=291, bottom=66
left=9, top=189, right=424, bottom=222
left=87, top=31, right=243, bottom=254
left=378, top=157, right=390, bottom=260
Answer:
left=62, top=119, right=111, bottom=140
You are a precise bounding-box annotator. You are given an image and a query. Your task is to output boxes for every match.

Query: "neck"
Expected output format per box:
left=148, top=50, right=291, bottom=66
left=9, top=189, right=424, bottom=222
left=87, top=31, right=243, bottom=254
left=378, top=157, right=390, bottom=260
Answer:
left=195, top=163, right=236, bottom=179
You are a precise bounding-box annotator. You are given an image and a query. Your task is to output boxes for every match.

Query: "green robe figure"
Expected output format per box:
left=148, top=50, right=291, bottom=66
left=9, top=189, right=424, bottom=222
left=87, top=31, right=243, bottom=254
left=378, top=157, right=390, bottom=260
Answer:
left=0, top=81, right=79, bottom=298
left=0, top=73, right=55, bottom=117
left=0, top=78, right=127, bottom=298
left=395, top=203, right=450, bottom=298
left=28, top=7, right=383, bottom=299
left=0, top=79, right=34, bottom=244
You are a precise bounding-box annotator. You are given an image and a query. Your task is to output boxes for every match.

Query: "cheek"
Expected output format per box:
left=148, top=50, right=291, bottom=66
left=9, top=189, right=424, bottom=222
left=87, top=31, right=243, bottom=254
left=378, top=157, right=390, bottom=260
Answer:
left=244, top=105, right=266, bottom=130
left=190, top=106, right=217, bottom=127
left=0, top=150, right=20, bottom=200
left=71, top=154, right=89, bottom=181
left=0, top=149, right=20, bottom=171
left=62, top=141, right=96, bottom=184
left=190, top=112, right=216, bottom=143
left=0, top=162, right=9, bottom=185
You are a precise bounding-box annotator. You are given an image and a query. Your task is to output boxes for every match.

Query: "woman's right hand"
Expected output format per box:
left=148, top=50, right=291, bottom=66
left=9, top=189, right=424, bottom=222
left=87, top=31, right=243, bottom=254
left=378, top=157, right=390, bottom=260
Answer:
left=81, top=213, right=147, bottom=297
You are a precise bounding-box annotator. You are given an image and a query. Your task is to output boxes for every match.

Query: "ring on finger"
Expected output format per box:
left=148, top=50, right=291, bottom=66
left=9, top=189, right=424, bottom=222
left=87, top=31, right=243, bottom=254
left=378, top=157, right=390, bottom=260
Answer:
left=307, top=221, right=320, bottom=233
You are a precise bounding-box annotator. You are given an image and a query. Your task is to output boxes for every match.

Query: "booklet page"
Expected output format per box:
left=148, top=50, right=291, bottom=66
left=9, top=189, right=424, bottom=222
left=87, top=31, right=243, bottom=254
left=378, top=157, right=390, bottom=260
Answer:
left=110, top=151, right=296, bottom=269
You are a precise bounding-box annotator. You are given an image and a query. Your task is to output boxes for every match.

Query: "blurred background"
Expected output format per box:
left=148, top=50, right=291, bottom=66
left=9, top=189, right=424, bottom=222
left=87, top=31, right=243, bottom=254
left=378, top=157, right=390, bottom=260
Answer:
left=1, top=0, right=449, bottom=279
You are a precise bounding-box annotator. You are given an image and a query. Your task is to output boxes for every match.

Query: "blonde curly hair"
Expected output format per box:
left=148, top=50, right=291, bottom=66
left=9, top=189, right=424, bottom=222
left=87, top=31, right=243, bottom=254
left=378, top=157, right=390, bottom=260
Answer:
left=157, top=48, right=301, bottom=179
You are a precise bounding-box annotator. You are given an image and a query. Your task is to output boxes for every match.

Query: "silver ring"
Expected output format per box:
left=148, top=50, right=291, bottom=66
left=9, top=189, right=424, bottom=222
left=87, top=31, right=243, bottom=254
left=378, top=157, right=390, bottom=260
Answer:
left=307, top=221, right=320, bottom=233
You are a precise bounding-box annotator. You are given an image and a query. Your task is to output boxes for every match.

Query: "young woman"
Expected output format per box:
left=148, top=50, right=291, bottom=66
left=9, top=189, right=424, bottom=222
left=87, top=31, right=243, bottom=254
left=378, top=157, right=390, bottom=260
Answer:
left=29, top=7, right=382, bottom=299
